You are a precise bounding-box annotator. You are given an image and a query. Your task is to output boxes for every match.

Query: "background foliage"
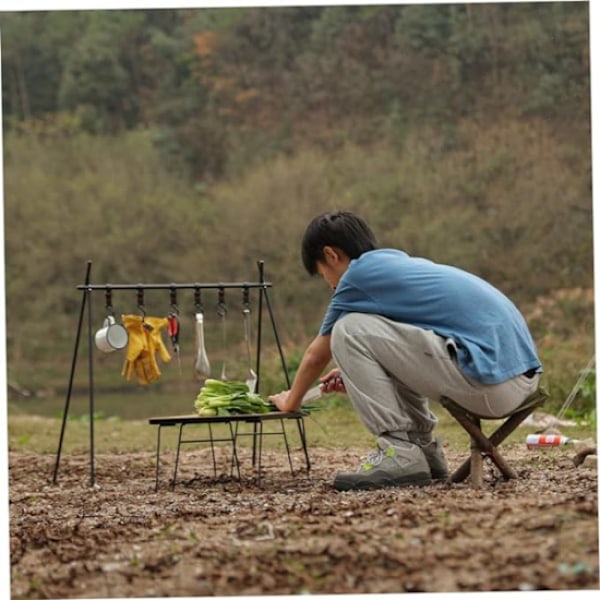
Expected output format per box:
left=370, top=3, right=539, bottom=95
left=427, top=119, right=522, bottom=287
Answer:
left=1, top=3, right=594, bottom=415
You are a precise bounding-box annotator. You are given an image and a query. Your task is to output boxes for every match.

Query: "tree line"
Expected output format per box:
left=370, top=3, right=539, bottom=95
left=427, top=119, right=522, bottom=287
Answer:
left=1, top=3, right=590, bottom=182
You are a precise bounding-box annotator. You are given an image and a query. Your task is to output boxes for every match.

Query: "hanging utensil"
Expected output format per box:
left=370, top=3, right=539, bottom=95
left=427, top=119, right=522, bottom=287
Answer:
left=193, top=287, right=211, bottom=381
left=95, top=287, right=129, bottom=353
left=167, top=313, right=182, bottom=376
left=218, top=287, right=227, bottom=380
left=167, top=288, right=182, bottom=376
left=242, top=286, right=257, bottom=393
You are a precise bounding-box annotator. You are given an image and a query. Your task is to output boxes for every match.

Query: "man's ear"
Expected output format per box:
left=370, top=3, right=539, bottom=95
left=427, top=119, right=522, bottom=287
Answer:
left=322, top=246, right=340, bottom=263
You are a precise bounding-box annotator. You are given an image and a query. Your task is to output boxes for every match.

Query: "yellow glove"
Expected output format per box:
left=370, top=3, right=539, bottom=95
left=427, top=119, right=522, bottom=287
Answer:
left=145, top=317, right=172, bottom=366
left=121, top=315, right=148, bottom=382
left=121, top=315, right=171, bottom=385
left=122, top=359, right=137, bottom=382
left=134, top=350, right=158, bottom=385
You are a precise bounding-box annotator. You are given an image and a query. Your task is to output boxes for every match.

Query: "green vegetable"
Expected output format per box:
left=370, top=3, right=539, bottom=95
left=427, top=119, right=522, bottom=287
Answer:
left=194, top=378, right=322, bottom=416
left=194, top=379, right=274, bottom=416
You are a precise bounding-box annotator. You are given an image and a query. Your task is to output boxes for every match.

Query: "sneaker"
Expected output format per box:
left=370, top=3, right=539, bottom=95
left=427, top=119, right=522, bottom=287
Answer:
left=420, top=438, right=449, bottom=480
left=408, top=433, right=449, bottom=481
left=333, top=437, right=432, bottom=491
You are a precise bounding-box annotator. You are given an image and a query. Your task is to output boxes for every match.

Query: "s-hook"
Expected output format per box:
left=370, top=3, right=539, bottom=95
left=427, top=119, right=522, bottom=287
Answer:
left=167, top=286, right=182, bottom=375
left=136, top=286, right=152, bottom=331
left=104, top=286, right=115, bottom=317
left=217, top=286, right=228, bottom=380
left=194, top=285, right=204, bottom=315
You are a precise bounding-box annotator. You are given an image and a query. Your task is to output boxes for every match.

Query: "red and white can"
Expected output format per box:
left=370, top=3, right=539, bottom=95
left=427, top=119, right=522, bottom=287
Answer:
left=526, top=434, right=571, bottom=449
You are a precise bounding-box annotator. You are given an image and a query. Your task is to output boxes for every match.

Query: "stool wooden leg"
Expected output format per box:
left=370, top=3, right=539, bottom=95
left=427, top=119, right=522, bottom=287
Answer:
left=470, top=417, right=483, bottom=488
left=442, top=392, right=547, bottom=487
left=450, top=456, right=471, bottom=483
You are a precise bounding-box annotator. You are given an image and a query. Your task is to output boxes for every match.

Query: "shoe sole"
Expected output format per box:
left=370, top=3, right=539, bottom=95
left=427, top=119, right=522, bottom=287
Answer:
left=333, top=472, right=432, bottom=492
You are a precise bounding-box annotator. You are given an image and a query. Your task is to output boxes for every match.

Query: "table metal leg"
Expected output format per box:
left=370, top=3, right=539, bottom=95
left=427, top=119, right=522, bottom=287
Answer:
left=296, top=417, right=311, bottom=474
left=279, top=419, right=295, bottom=475
left=207, top=423, right=218, bottom=477
left=171, top=423, right=185, bottom=490
left=154, top=426, right=163, bottom=491
left=228, top=421, right=241, bottom=480
left=256, top=420, right=264, bottom=486
left=251, top=421, right=258, bottom=468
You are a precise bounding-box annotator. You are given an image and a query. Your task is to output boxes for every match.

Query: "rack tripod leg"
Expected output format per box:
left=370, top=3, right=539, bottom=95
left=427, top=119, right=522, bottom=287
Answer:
left=259, top=266, right=291, bottom=390
left=52, top=261, right=92, bottom=485
left=256, top=261, right=264, bottom=393
left=87, top=277, right=96, bottom=487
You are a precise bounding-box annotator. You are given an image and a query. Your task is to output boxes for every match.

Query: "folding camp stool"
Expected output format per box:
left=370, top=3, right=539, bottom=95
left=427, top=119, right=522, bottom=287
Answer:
left=439, top=387, right=548, bottom=488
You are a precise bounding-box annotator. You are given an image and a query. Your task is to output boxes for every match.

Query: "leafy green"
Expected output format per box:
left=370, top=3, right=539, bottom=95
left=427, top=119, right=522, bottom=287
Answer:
left=193, top=379, right=322, bottom=416
left=194, top=379, right=274, bottom=416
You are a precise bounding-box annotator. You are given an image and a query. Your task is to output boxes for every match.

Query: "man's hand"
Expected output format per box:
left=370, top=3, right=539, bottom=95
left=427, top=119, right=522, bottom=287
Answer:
left=268, top=390, right=292, bottom=412
left=269, top=334, right=333, bottom=412
left=320, top=368, right=346, bottom=394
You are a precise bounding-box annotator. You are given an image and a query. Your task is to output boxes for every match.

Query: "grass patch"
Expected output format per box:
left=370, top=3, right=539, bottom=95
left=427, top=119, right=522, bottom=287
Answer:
left=7, top=398, right=596, bottom=457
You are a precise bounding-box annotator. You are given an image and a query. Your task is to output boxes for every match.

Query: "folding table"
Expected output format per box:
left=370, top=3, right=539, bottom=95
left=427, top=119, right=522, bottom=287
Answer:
left=149, top=410, right=310, bottom=490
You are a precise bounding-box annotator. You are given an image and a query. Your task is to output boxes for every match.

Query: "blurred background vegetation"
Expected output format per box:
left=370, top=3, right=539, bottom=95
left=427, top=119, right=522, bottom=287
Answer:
left=1, top=3, right=595, bottom=422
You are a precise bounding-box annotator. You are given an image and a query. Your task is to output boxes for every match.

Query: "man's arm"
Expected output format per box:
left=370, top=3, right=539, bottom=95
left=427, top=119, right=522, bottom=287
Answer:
left=268, top=334, right=332, bottom=412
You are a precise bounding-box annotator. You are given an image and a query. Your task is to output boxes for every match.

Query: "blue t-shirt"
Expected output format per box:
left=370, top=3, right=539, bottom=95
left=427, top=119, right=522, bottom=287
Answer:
left=319, top=249, right=542, bottom=384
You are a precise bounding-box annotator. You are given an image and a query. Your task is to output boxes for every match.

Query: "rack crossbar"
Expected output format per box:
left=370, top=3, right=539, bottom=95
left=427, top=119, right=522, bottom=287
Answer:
left=77, top=282, right=272, bottom=291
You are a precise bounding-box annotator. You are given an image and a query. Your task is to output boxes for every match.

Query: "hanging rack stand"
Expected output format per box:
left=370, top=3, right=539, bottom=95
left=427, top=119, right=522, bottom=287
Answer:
left=51, top=260, right=310, bottom=488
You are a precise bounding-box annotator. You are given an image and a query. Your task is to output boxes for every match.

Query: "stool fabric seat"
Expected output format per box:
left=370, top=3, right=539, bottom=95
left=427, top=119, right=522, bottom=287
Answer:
left=440, top=387, right=548, bottom=488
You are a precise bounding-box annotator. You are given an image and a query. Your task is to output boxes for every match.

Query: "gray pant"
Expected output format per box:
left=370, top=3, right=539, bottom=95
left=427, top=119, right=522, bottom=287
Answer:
left=330, top=313, right=540, bottom=438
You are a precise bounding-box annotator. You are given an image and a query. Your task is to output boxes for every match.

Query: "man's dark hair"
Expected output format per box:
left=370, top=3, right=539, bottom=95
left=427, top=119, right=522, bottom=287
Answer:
left=301, top=210, right=378, bottom=275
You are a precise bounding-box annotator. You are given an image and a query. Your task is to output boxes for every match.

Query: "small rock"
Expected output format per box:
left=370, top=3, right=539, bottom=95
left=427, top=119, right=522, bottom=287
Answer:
left=542, top=427, right=562, bottom=435
left=573, top=438, right=596, bottom=452
left=581, top=454, right=597, bottom=469
left=572, top=439, right=597, bottom=466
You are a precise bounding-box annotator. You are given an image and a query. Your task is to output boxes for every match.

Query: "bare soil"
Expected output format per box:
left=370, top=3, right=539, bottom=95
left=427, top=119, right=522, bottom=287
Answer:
left=8, top=442, right=599, bottom=598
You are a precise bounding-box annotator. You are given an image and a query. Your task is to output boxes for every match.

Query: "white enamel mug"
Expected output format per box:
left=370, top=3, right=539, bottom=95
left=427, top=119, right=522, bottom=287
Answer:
left=95, top=315, right=128, bottom=353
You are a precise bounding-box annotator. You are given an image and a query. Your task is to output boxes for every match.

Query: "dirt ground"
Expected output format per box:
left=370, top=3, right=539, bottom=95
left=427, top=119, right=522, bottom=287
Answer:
left=8, top=439, right=599, bottom=599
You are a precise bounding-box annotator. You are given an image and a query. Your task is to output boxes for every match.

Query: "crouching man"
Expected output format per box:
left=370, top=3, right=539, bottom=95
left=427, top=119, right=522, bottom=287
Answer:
left=269, top=210, right=542, bottom=491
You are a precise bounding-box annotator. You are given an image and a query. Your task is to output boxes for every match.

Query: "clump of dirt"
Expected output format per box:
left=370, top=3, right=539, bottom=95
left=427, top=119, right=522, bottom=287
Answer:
left=9, top=442, right=598, bottom=598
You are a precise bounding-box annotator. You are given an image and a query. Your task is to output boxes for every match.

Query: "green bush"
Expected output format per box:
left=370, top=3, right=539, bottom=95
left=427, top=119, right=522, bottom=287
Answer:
left=3, top=125, right=593, bottom=422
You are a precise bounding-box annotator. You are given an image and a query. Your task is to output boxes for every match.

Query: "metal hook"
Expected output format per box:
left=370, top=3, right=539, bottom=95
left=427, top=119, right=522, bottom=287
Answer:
left=136, top=286, right=146, bottom=319
left=217, top=286, right=227, bottom=317
left=169, top=285, right=179, bottom=315
left=194, top=285, right=204, bottom=314
left=242, top=284, right=250, bottom=314
left=136, top=287, right=153, bottom=330
left=217, top=286, right=227, bottom=380
left=105, top=286, right=115, bottom=317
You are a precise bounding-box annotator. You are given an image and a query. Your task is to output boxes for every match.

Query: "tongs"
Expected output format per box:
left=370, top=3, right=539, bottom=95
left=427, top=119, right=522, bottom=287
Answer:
left=217, top=288, right=227, bottom=380
left=242, top=288, right=257, bottom=393
left=194, top=312, right=211, bottom=380
left=193, top=288, right=211, bottom=381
